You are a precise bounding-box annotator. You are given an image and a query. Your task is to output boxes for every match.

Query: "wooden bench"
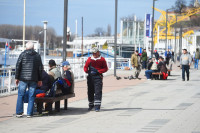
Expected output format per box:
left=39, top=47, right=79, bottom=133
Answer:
left=35, top=93, right=75, bottom=114
left=151, top=72, right=163, bottom=80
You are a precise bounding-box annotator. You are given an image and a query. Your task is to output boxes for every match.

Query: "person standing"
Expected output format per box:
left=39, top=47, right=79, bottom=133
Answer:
left=142, top=49, right=147, bottom=69
left=131, top=50, right=141, bottom=79
left=180, top=49, right=192, bottom=81
left=194, top=48, right=200, bottom=70
left=84, top=47, right=108, bottom=112
left=165, top=49, right=172, bottom=65
left=15, top=41, right=43, bottom=118
left=154, top=50, right=159, bottom=61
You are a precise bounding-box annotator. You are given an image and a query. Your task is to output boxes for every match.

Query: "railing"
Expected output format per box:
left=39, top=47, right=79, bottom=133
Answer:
left=0, top=57, right=132, bottom=96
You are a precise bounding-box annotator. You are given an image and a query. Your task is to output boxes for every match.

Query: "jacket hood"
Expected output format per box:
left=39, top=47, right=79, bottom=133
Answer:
left=24, top=49, right=37, bottom=55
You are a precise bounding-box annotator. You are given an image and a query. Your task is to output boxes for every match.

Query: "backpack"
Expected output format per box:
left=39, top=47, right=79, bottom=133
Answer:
left=45, top=80, right=59, bottom=97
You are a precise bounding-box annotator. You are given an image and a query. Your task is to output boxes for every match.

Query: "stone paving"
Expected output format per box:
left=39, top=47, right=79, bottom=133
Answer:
left=1, top=64, right=200, bottom=133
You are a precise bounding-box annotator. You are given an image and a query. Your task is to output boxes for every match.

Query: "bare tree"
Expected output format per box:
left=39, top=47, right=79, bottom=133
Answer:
left=94, top=27, right=106, bottom=36
left=172, top=0, right=187, bottom=13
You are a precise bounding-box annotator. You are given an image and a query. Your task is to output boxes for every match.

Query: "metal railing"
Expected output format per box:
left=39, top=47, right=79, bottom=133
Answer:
left=0, top=57, right=132, bottom=96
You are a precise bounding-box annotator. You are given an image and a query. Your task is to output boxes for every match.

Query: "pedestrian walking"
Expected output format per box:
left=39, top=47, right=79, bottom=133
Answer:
left=194, top=48, right=200, bottom=70
left=84, top=47, right=108, bottom=112
left=180, top=49, right=192, bottom=81
left=142, top=49, right=147, bottom=69
left=15, top=41, right=43, bottom=118
left=131, top=50, right=141, bottom=79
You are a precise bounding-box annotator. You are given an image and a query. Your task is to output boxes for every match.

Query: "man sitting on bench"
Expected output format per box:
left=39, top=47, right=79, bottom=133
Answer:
left=145, top=56, right=158, bottom=80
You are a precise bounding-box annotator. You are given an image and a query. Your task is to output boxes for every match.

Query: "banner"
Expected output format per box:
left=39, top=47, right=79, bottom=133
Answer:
left=146, top=14, right=151, bottom=37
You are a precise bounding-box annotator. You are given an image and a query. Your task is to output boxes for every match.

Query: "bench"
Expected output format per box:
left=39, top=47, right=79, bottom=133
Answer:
left=35, top=93, right=75, bottom=114
left=151, top=72, right=163, bottom=80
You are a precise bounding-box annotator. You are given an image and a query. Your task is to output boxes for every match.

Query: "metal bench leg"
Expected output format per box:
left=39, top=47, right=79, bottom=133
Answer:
left=64, top=99, right=68, bottom=110
left=55, top=101, right=60, bottom=112
left=46, top=102, right=53, bottom=113
left=37, top=102, right=43, bottom=114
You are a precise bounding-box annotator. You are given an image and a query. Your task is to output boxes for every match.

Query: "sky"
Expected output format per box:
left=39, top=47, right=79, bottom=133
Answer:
left=0, top=0, right=188, bottom=36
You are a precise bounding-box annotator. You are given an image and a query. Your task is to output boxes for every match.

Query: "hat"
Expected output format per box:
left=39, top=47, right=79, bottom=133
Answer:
left=135, top=50, right=138, bottom=53
left=91, top=47, right=99, bottom=53
left=49, top=59, right=56, bottom=67
left=62, top=61, right=70, bottom=67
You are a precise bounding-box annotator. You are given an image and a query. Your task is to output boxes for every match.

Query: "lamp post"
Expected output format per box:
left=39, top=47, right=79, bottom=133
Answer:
left=114, top=0, right=118, bottom=77
left=151, top=0, right=157, bottom=58
left=63, top=0, right=68, bottom=62
left=22, top=0, right=26, bottom=51
left=42, top=21, right=48, bottom=65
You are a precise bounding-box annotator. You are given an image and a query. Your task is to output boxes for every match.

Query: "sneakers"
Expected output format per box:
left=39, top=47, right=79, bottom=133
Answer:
left=16, top=113, right=23, bottom=118
left=147, top=79, right=151, bottom=81
left=27, top=115, right=32, bottom=118
left=88, top=105, right=94, bottom=111
left=95, top=106, right=100, bottom=112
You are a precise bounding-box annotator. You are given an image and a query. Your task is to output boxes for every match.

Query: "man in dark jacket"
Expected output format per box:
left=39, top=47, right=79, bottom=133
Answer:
left=142, top=49, right=147, bottom=69
left=15, top=41, right=43, bottom=118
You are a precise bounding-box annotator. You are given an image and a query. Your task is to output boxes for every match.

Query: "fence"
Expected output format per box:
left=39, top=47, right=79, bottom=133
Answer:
left=0, top=57, right=132, bottom=96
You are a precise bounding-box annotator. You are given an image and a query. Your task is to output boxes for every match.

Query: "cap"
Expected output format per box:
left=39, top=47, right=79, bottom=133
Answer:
left=135, top=50, right=138, bottom=53
left=62, top=61, right=70, bottom=67
left=91, top=47, right=99, bottom=53
left=49, top=59, right=56, bottom=66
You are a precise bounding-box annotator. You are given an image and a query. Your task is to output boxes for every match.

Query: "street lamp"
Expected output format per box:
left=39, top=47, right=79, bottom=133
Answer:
left=151, top=0, right=157, bottom=58
left=42, top=21, right=48, bottom=65
left=22, top=0, right=26, bottom=51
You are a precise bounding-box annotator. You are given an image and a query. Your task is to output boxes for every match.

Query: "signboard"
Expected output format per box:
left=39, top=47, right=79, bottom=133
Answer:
left=146, top=14, right=151, bottom=37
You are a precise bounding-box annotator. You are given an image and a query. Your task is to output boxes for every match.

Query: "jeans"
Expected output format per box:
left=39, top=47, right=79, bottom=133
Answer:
left=194, top=59, right=199, bottom=69
left=142, top=61, right=147, bottom=69
left=24, top=89, right=45, bottom=103
left=16, top=81, right=37, bottom=116
left=182, top=65, right=189, bottom=80
left=145, top=70, right=155, bottom=79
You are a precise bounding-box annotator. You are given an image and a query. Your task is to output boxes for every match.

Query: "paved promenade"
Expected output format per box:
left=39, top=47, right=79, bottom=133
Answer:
left=1, top=65, right=200, bottom=133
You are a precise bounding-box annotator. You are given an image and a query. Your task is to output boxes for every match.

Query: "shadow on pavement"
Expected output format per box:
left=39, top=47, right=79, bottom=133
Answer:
left=101, top=108, right=178, bottom=112
left=47, top=107, right=89, bottom=116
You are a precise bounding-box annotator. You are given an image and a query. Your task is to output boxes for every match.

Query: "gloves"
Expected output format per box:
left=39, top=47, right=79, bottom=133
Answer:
left=57, top=80, right=63, bottom=85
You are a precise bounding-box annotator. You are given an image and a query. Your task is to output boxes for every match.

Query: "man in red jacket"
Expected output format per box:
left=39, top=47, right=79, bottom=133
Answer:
left=84, top=47, right=108, bottom=112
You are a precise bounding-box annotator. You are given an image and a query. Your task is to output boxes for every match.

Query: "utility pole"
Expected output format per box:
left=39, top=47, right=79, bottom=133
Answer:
left=174, top=15, right=177, bottom=62
left=114, top=0, right=118, bottom=77
left=63, top=0, right=68, bottom=62
left=151, top=0, right=157, bottom=58
left=179, top=25, right=183, bottom=60
left=82, top=17, right=84, bottom=57
left=165, top=9, right=168, bottom=51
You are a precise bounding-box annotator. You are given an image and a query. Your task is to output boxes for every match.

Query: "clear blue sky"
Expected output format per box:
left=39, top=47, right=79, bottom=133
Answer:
left=0, top=0, right=187, bottom=36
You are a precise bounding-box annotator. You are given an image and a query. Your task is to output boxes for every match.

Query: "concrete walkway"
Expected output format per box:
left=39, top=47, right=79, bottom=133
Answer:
left=1, top=66, right=200, bottom=133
